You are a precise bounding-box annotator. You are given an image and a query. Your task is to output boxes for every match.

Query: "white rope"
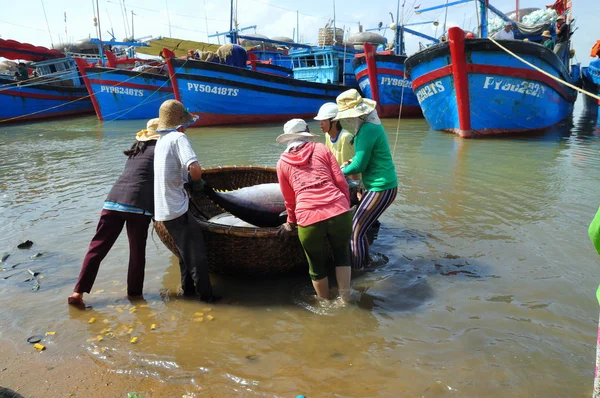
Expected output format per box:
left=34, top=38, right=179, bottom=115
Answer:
left=488, top=36, right=600, bottom=102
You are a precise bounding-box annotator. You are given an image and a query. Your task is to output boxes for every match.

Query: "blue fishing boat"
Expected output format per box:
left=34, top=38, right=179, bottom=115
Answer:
left=0, top=39, right=93, bottom=123
left=75, top=57, right=174, bottom=121
left=353, top=44, right=422, bottom=118
left=582, top=60, right=600, bottom=117
left=352, top=17, right=440, bottom=118
left=405, top=0, right=577, bottom=137
left=164, top=45, right=348, bottom=126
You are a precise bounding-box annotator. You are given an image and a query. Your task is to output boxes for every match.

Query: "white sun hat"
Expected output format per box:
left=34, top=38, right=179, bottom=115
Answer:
left=314, top=102, right=339, bottom=120
left=276, top=119, right=317, bottom=143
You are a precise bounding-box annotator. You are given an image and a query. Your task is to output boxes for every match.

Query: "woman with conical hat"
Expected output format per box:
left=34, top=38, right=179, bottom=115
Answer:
left=68, top=118, right=160, bottom=306
left=153, top=99, right=220, bottom=303
left=275, top=119, right=353, bottom=300
left=333, top=89, right=398, bottom=270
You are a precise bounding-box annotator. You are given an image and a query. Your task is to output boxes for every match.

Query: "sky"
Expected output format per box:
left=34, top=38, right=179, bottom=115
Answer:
left=0, top=0, right=598, bottom=63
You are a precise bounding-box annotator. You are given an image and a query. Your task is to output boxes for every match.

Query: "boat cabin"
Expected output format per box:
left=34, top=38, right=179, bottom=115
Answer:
left=32, top=57, right=83, bottom=86
left=289, top=46, right=359, bottom=87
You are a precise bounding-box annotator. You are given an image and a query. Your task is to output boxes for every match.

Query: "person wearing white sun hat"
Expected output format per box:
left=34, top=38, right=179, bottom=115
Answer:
left=333, top=89, right=398, bottom=271
left=276, top=119, right=353, bottom=301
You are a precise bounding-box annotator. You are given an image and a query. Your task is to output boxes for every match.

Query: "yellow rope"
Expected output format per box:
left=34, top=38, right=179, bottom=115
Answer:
left=488, top=37, right=600, bottom=102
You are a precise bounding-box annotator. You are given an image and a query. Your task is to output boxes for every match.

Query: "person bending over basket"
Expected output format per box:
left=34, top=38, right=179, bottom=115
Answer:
left=276, top=119, right=353, bottom=301
left=334, top=89, right=398, bottom=271
left=68, top=118, right=160, bottom=306
left=153, top=100, right=220, bottom=303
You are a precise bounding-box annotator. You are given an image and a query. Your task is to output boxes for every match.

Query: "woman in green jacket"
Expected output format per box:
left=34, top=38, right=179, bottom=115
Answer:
left=334, top=89, right=398, bottom=270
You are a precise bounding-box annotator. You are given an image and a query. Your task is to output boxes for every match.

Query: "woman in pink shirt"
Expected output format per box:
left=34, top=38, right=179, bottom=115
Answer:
left=276, top=119, right=353, bottom=300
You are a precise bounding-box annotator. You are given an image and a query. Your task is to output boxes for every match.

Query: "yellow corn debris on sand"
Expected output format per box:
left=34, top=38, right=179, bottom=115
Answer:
left=130, top=337, right=138, bottom=344
left=88, top=318, right=96, bottom=324
left=34, top=343, right=45, bottom=351
left=150, top=324, right=157, bottom=330
left=116, top=308, right=123, bottom=313
left=45, top=331, right=56, bottom=336
left=193, top=317, right=204, bottom=323
left=194, top=312, right=204, bottom=317
left=206, top=315, right=214, bottom=321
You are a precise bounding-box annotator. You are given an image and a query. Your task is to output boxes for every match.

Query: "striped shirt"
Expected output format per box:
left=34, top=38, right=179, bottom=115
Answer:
left=153, top=131, right=198, bottom=221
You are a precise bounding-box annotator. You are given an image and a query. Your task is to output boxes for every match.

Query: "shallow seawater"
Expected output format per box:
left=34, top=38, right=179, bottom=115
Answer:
left=1, top=107, right=600, bottom=397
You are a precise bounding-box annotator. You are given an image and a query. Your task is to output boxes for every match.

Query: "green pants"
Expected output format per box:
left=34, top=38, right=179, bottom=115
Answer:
left=297, top=211, right=353, bottom=281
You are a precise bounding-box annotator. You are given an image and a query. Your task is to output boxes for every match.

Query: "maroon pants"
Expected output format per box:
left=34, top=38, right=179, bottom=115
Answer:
left=74, top=209, right=151, bottom=296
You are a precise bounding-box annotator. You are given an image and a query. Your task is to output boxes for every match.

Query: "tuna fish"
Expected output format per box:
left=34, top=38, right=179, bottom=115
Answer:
left=203, top=180, right=360, bottom=228
left=204, top=183, right=287, bottom=228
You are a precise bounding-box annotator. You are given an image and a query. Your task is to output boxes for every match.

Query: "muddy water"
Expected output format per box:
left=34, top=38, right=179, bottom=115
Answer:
left=1, top=109, right=600, bottom=397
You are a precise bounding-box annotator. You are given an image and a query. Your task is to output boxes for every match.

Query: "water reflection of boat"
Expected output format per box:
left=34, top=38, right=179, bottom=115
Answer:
left=0, top=39, right=93, bottom=123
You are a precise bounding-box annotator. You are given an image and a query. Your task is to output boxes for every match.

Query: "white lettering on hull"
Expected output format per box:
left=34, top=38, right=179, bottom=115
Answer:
left=186, top=83, right=239, bottom=96
left=99, top=85, right=144, bottom=97
left=380, top=76, right=412, bottom=88
left=415, top=81, right=445, bottom=102
left=482, top=76, right=546, bottom=98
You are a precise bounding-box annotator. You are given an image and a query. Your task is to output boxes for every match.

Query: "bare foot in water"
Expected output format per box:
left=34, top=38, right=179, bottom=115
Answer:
left=68, top=292, right=84, bottom=306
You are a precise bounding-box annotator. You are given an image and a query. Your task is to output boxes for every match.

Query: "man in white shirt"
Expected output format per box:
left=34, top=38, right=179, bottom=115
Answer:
left=154, top=99, right=219, bottom=303
left=493, top=22, right=515, bottom=40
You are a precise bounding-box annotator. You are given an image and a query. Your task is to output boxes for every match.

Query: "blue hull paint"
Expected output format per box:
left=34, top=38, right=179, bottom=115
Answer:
left=0, top=77, right=93, bottom=123
left=353, top=53, right=421, bottom=118
left=582, top=64, right=600, bottom=118
left=170, top=59, right=348, bottom=126
left=405, top=38, right=576, bottom=137
left=82, top=66, right=174, bottom=121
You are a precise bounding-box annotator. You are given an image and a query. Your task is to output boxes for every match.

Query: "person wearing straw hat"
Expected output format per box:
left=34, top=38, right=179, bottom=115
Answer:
left=542, top=30, right=554, bottom=50
left=68, top=118, right=160, bottom=306
left=276, top=119, right=353, bottom=301
left=153, top=100, right=220, bottom=303
left=333, top=89, right=398, bottom=271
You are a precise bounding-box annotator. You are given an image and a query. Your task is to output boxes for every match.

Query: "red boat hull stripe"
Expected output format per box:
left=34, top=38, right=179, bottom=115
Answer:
left=413, top=64, right=575, bottom=102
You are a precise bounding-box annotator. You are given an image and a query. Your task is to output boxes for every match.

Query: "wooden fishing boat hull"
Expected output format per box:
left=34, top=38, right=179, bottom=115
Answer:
left=75, top=58, right=175, bottom=121
left=353, top=44, right=422, bottom=118
left=0, top=77, right=93, bottom=123
left=166, top=58, right=348, bottom=127
left=405, top=27, right=576, bottom=138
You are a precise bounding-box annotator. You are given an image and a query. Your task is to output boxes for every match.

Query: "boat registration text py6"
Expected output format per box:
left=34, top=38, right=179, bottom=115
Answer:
left=100, top=85, right=144, bottom=97
left=187, top=83, right=239, bottom=96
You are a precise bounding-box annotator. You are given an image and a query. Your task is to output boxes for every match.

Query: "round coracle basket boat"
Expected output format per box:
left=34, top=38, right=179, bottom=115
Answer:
left=154, top=165, right=316, bottom=276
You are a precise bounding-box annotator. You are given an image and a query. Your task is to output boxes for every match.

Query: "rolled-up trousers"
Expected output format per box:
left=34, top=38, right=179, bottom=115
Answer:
left=162, top=209, right=213, bottom=298
left=74, top=209, right=151, bottom=296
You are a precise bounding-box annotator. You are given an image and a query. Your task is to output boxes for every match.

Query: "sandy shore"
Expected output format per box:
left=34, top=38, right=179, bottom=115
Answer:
left=0, top=340, right=207, bottom=398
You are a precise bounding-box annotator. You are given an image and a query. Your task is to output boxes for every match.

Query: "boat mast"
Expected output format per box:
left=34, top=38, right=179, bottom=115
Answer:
left=479, top=0, right=488, bottom=38
left=394, top=0, right=402, bottom=55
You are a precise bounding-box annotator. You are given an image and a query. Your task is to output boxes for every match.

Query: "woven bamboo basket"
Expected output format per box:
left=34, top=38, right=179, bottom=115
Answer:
left=154, top=165, right=318, bottom=276
left=317, top=28, right=344, bottom=46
